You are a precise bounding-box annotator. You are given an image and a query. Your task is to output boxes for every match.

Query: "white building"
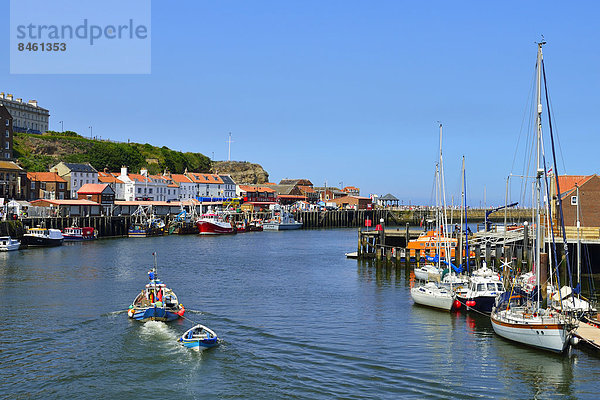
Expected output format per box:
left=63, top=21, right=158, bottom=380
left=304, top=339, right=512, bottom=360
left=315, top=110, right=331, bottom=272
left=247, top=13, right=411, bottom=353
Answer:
left=169, top=173, right=195, bottom=200
left=219, top=174, right=237, bottom=199
left=0, top=92, right=49, bottom=133
left=50, top=162, right=98, bottom=199
left=98, top=171, right=126, bottom=200
left=186, top=172, right=225, bottom=199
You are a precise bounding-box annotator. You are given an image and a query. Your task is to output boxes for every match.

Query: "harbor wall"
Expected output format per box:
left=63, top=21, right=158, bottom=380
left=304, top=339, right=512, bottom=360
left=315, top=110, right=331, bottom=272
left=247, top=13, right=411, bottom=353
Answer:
left=0, top=208, right=533, bottom=238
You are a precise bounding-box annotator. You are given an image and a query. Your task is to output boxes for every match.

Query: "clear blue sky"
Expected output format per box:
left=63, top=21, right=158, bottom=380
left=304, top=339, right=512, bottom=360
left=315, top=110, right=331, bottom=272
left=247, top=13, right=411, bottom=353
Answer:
left=2, top=1, right=599, bottom=206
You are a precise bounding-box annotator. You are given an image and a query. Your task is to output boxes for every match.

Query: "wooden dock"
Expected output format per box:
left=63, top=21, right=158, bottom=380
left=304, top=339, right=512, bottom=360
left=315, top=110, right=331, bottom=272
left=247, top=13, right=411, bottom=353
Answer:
left=573, top=320, right=600, bottom=353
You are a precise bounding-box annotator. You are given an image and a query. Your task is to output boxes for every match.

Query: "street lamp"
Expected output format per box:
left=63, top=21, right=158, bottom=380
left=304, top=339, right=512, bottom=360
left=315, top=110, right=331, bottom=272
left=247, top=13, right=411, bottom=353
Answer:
left=89, top=126, right=92, bottom=139
left=59, top=121, right=64, bottom=132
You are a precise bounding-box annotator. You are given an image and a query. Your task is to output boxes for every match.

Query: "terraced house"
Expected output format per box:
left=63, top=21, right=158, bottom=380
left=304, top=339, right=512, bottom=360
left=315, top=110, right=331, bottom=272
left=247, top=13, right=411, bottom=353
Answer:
left=27, top=172, right=67, bottom=200
left=50, top=162, right=98, bottom=199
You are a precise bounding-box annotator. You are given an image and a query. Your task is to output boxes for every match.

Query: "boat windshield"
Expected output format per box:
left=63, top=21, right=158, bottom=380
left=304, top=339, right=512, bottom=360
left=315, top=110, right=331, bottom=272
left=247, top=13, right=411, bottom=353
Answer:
left=487, top=283, right=496, bottom=291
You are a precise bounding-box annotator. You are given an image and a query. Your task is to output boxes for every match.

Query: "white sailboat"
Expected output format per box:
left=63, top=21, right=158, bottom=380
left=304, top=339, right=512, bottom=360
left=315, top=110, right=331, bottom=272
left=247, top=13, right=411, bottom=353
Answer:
left=490, top=41, right=573, bottom=353
left=411, top=124, right=454, bottom=311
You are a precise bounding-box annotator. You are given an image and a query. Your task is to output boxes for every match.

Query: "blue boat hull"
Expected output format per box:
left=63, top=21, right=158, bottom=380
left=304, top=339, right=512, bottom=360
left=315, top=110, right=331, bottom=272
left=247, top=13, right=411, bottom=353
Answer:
left=131, top=306, right=181, bottom=322
left=180, top=338, right=219, bottom=350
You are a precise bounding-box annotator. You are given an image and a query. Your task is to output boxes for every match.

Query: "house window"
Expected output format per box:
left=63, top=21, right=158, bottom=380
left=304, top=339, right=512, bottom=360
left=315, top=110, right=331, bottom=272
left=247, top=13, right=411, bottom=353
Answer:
left=59, top=192, right=65, bottom=199
left=149, top=188, right=153, bottom=194
left=4, top=142, right=9, bottom=149
left=5, top=120, right=9, bottom=126
left=5, top=130, right=9, bottom=137
left=571, top=196, right=578, bottom=206
left=59, top=183, right=65, bottom=189
left=137, top=188, right=141, bottom=194
left=31, top=181, right=35, bottom=190
left=73, top=179, right=77, bottom=186
left=4, top=153, right=9, bottom=159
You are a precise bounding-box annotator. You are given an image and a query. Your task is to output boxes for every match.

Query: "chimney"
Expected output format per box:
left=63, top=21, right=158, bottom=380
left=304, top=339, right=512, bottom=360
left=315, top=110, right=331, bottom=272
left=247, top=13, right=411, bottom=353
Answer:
left=104, top=167, right=109, bottom=173
left=140, top=168, right=148, bottom=177
left=6, top=94, right=13, bottom=101
left=15, top=98, right=22, bottom=103
left=0, top=92, right=4, bottom=99
left=28, top=100, right=38, bottom=107
left=120, top=166, right=128, bottom=177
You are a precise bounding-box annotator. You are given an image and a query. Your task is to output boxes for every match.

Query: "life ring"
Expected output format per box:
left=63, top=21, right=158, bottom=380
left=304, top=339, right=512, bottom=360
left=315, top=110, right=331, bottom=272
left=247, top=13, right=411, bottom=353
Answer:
left=128, top=309, right=135, bottom=318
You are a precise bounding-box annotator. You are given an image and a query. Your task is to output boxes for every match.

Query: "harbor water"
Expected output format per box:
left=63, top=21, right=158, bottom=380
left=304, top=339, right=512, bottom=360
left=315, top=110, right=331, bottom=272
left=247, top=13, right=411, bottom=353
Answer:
left=1, top=229, right=599, bottom=399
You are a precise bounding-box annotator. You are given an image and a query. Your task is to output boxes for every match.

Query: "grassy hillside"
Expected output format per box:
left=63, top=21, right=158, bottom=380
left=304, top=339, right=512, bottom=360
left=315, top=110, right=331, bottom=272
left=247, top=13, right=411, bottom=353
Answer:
left=13, top=131, right=212, bottom=174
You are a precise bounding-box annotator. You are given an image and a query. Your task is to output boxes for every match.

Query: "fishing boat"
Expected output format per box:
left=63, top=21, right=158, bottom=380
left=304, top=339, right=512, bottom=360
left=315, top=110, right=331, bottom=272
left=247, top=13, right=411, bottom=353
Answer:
left=168, top=209, right=199, bottom=234
left=128, top=206, right=165, bottom=237
left=263, top=208, right=302, bottom=231
left=21, top=227, right=64, bottom=247
left=0, top=236, right=20, bottom=251
left=62, top=226, right=97, bottom=241
left=128, top=253, right=185, bottom=322
left=178, top=324, right=219, bottom=351
left=490, top=41, right=574, bottom=353
left=196, top=213, right=236, bottom=235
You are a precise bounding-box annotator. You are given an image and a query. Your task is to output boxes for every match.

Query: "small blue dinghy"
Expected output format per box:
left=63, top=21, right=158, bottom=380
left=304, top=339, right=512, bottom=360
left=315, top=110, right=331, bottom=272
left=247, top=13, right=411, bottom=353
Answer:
left=178, top=324, right=219, bottom=351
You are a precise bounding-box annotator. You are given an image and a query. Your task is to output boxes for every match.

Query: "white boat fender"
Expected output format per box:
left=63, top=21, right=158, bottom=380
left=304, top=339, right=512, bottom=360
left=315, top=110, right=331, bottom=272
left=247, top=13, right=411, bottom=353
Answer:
left=570, top=335, right=580, bottom=346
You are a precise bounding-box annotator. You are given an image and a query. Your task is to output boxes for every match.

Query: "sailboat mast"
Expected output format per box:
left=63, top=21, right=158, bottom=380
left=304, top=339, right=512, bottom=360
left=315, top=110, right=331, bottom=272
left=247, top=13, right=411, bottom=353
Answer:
left=576, top=184, right=581, bottom=297
left=535, top=41, right=545, bottom=310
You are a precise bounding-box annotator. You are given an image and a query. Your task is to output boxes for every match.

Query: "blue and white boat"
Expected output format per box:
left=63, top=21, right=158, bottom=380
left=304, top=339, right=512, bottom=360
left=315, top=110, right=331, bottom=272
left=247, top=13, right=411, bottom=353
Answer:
left=178, top=324, right=219, bottom=351
left=128, top=253, right=185, bottom=322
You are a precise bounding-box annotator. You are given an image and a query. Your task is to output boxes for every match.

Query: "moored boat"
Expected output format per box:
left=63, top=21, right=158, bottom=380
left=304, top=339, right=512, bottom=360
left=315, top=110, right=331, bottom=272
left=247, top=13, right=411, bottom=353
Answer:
left=455, top=265, right=505, bottom=314
left=62, top=226, right=97, bottom=241
left=196, top=213, right=236, bottom=235
left=0, top=236, right=20, bottom=251
left=178, top=324, right=219, bottom=350
left=410, top=282, right=454, bottom=311
left=263, top=209, right=302, bottom=231
left=128, top=253, right=185, bottom=322
left=22, top=227, right=64, bottom=247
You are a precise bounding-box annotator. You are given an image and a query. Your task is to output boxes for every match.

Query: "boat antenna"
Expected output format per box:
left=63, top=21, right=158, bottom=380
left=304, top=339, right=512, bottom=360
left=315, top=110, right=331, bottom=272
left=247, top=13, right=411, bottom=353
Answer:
left=152, top=252, right=158, bottom=274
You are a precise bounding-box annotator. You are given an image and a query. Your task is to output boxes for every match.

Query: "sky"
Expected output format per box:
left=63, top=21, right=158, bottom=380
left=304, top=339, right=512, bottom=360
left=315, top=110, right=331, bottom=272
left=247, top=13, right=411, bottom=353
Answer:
left=2, top=1, right=599, bottom=206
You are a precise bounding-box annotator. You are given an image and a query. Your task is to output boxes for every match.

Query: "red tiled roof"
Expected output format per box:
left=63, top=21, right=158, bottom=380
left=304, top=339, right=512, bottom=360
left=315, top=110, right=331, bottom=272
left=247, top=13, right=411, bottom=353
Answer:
left=98, top=174, right=124, bottom=184
left=187, top=173, right=223, bottom=184
left=170, top=174, right=192, bottom=184
left=557, top=175, right=593, bottom=195
left=27, top=172, right=66, bottom=183
left=128, top=173, right=151, bottom=183
left=77, top=183, right=111, bottom=194
left=298, top=185, right=316, bottom=193
left=239, top=185, right=276, bottom=193
left=30, top=199, right=99, bottom=206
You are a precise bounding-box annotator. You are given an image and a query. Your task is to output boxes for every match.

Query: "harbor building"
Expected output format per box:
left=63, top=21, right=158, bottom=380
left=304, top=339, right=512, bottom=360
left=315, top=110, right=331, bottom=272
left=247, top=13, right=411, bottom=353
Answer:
left=0, top=105, right=14, bottom=160
left=27, top=172, right=67, bottom=200
left=0, top=160, right=28, bottom=200
left=0, top=92, right=49, bottom=134
left=219, top=174, right=237, bottom=199
left=186, top=172, right=225, bottom=199
left=98, top=171, right=127, bottom=200
left=77, top=183, right=115, bottom=205
left=50, top=162, right=99, bottom=199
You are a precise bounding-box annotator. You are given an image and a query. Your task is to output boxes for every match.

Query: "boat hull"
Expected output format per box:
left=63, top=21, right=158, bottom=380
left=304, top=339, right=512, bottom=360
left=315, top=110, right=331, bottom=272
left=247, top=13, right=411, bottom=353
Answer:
left=180, top=338, right=219, bottom=350
left=22, top=236, right=63, bottom=247
left=455, top=295, right=496, bottom=314
left=197, top=221, right=235, bottom=235
left=63, top=235, right=96, bottom=241
left=490, top=311, right=569, bottom=353
left=263, top=222, right=302, bottom=231
left=0, top=237, right=20, bottom=251
left=129, top=306, right=184, bottom=322
left=128, top=227, right=164, bottom=238
left=410, top=286, right=454, bottom=311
